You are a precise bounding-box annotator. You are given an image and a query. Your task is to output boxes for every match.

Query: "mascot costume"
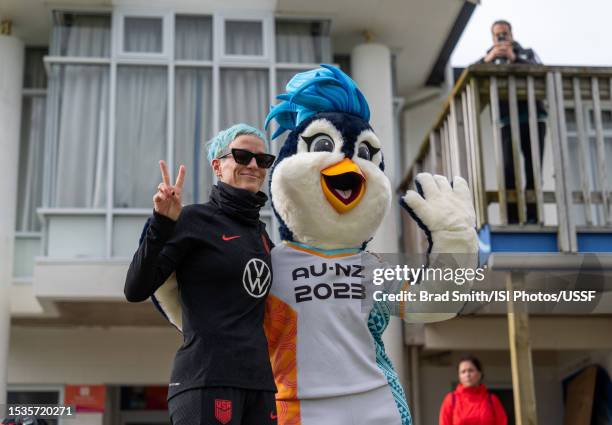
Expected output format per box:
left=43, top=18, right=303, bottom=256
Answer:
left=147, top=65, right=479, bottom=425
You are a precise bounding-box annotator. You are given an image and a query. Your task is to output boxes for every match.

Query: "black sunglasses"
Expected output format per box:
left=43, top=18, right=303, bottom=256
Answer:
left=218, top=148, right=276, bottom=169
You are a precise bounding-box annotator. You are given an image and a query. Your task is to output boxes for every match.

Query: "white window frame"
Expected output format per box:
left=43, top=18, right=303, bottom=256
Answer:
left=216, top=11, right=273, bottom=64
left=114, top=9, right=173, bottom=60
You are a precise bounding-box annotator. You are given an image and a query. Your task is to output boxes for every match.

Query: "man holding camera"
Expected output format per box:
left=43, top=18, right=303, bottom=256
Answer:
left=479, top=20, right=546, bottom=224
left=482, top=20, right=540, bottom=65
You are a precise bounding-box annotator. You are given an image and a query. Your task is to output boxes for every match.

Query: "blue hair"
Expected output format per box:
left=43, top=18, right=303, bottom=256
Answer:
left=206, top=123, right=269, bottom=163
left=265, top=64, right=370, bottom=140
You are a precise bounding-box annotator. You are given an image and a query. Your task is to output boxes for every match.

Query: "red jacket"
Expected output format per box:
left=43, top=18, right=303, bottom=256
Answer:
left=439, top=384, right=508, bottom=425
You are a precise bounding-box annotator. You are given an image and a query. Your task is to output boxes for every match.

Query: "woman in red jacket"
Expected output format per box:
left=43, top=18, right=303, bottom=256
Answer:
left=439, top=356, right=508, bottom=425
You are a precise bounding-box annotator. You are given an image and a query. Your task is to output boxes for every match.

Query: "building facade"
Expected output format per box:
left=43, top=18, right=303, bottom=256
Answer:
left=2, top=0, right=611, bottom=424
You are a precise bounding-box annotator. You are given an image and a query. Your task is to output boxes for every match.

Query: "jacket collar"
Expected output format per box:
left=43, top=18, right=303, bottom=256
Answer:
left=209, top=181, right=268, bottom=226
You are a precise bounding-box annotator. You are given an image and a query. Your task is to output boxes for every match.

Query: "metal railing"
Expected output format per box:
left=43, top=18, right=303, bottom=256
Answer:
left=400, top=64, right=612, bottom=252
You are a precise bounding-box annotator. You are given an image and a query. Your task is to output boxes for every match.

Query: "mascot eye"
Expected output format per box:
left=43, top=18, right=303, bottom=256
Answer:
left=356, top=142, right=380, bottom=161
left=303, top=133, right=335, bottom=153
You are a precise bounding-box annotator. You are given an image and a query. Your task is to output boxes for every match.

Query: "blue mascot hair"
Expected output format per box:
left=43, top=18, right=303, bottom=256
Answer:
left=265, top=64, right=370, bottom=140
left=206, top=123, right=269, bottom=163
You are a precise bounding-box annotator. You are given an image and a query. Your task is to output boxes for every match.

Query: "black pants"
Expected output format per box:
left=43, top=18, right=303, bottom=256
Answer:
left=501, top=121, right=546, bottom=223
left=168, top=387, right=277, bottom=425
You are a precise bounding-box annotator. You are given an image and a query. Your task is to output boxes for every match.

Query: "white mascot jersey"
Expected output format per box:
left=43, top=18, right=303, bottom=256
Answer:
left=265, top=243, right=408, bottom=424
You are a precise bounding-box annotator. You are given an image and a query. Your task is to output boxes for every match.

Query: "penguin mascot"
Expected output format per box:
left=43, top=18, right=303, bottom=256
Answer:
left=260, top=65, right=478, bottom=425
left=146, top=65, right=479, bottom=425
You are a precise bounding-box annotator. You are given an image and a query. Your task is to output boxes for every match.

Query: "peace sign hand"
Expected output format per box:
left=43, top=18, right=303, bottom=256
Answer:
left=153, top=160, right=185, bottom=221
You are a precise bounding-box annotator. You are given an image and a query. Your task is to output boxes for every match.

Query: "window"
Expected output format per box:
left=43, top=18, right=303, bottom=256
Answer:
left=37, top=11, right=333, bottom=258
left=218, top=14, right=272, bottom=62
left=114, top=66, right=167, bottom=208
left=51, top=11, right=111, bottom=57
left=175, top=15, right=212, bottom=61
left=47, top=63, right=110, bottom=208
left=124, top=17, right=163, bottom=53
left=17, top=48, right=47, bottom=232
left=225, top=20, right=263, bottom=56
left=115, top=11, right=172, bottom=58
left=565, top=103, right=612, bottom=226
left=275, top=19, right=331, bottom=64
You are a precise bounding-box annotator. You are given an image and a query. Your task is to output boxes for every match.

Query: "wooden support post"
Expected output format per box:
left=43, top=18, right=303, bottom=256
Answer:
left=507, top=272, right=538, bottom=425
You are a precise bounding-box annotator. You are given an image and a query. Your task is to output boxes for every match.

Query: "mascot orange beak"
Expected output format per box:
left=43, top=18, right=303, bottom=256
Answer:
left=320, top=158, right=366, bottom=214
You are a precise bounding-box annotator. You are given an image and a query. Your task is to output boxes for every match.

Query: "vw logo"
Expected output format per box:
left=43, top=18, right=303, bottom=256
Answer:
left=242, top=258, right=272, bottom=298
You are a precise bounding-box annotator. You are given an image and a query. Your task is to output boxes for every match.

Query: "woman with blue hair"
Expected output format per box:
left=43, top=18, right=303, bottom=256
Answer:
left=124, top=123, right=279, bottom=425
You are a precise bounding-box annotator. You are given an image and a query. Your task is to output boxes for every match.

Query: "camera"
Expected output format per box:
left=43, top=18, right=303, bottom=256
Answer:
left=494, top=32, right=509, bottom=64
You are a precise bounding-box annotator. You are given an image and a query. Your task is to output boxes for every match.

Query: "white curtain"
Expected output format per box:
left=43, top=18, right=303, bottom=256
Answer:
left=175, top=68, right=213, bottom=204
left=17, top=97, right=46, bottom=231
left=175, top=16, right=212, bottom=60
left=51, top=13, right=111, bottom=57
left=46, top=14, right=110, bottom=209
left=115, top=66, right=167, bottom=208
left=220, top=69, right=269, bottom=130
left=225, top=21, right=263, bottom=56
left=49, top=64, right=109, bottom=208
left=124, top=17, right=162, bottom=53
left=276, top=21, right=331, bottom=63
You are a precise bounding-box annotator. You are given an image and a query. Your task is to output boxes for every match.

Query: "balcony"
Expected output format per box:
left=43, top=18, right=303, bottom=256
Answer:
left=398, top=64, right=612, bottom=424
left=400, top=64, right=612, bottom=258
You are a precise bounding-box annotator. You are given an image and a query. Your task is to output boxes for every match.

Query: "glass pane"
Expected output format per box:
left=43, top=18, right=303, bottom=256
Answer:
left=115, top=66, right=167, bottom=208
left=48, top=216, right=106, bottom=257
left=175, top=15, right=212, bottom=60
left=17, top=96, right=46, bottom=231
left=588, top=109, right=612, bottom=131
left=51, top=12, right=111, bottom=57
left=124, top=17, right=163, bottom=53
left=13, top=236, right=41, bottom=277
left=23, top=47, right=48, bottom=88
left=565, top=108, right=576, bottom=133
left=175, top=68, right=213, bottom=204
left=48, top=64, right=109, bottom=208
left=220, top=68, right=269, bottom=130
left=225, top=21, right=263, bottom=56
left=275, top=20, right=331, bottom=63
left=604, top=110, right=612, bottom=130
left=113, top=216, right=149, bottom=257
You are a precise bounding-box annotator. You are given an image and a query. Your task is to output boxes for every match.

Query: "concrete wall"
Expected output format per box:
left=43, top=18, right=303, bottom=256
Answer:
left=401, top=90, right=448, bottom=172
left=8, top=326, right=182, bottom=384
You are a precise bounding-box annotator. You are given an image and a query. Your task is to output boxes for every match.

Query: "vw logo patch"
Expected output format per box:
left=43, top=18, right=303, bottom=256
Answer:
left=242, top=258, right=272, bottom=298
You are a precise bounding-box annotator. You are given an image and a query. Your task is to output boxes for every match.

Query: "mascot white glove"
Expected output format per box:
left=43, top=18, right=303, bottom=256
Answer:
left=400, top=173, right=479, bottom=323
left=401, top=173, right=478, bottom=254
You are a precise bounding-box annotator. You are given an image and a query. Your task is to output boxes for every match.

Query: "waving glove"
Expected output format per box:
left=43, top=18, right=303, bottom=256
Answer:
left=399, top=173, right=479, bottom=323
left=400, top=173, right=478, bottom=254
